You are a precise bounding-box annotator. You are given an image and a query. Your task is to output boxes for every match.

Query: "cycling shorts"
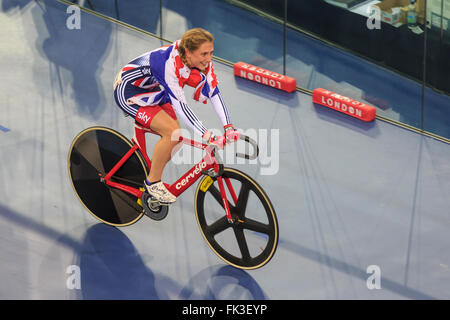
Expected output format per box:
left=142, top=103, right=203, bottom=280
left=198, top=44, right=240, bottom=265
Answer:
left=114, top=83, right=177, bottom=129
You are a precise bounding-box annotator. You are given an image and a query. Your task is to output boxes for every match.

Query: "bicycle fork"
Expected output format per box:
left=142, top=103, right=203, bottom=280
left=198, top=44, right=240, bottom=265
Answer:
left=218, top=134, right=259, bottom=223
left=201, top=135, right=260, bottom=225
left=217, top=173, right=241, bottom=224
left=217, top=176, right=234, bottom=223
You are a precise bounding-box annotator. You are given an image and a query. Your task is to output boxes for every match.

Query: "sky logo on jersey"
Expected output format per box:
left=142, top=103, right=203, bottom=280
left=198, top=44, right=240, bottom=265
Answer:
left=137, top=111, right=151, bottom=125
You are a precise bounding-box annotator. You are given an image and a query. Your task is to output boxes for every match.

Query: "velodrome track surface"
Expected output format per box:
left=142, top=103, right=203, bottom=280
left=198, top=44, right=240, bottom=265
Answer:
left=0, top=0, right=449, bottom=299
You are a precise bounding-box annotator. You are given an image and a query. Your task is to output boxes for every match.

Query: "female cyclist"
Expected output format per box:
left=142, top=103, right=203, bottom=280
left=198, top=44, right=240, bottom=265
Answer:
left=113, top=28, right=240, bottom=204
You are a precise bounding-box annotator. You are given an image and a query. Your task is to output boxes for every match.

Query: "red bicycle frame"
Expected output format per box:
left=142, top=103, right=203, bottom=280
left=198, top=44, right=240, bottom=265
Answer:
left=103, top=124, right=237, bottom=221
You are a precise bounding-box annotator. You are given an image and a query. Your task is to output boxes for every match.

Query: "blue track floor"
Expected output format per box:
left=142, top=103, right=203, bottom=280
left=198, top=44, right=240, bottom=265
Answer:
left=0, top=0, right=449, bottom=299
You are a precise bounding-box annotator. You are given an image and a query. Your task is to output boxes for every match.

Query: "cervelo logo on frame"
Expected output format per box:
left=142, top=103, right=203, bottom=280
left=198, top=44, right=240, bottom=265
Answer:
left=175, top=161, right=208, bottom=190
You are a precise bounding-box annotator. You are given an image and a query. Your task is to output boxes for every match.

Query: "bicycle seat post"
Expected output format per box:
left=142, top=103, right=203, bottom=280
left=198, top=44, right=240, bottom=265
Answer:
left=132, top=123, right=153, bottom=169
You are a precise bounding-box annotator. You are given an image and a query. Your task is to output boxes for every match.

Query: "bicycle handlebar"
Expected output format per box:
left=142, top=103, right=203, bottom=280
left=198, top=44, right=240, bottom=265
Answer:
left=236, top=135, right=259, bottom=160
left=202, top=134, right=259, bottom=178
left=205, top=134, right=259, bottom=161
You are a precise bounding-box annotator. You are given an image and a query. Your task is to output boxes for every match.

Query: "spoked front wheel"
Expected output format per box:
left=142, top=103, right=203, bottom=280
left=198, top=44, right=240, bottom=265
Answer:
left=195, top=167, right=278, bottom=270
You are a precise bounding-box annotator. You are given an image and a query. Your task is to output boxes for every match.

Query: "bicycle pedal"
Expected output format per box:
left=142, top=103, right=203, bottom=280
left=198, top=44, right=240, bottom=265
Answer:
left=138, top=188, right=168, bottom=207
left=141, top=191, right=169, bottom=221
left=149, top=197, right=169, bottom=206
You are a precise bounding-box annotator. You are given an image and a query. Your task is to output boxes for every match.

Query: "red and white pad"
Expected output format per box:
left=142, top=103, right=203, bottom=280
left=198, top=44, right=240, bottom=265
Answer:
left=312, top=88, right=376, bottom=122
left=233, top=62, right=297, bottom=93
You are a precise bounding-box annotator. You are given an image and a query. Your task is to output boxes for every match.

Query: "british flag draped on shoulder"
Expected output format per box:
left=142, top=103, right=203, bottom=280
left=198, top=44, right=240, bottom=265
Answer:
left=125, top=40, right=219, bottom=107
left=190, top=59, right=219, bottom=104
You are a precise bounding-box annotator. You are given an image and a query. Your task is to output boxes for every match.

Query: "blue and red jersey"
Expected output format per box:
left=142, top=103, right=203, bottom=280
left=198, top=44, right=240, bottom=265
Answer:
left=114, top=40, right=231, bottom=136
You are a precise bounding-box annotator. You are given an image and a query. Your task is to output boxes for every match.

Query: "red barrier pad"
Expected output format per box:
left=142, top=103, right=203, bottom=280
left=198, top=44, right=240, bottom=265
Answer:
left=312, top=88, right=376, bottom=122
left=233, top=62, right=297, bottom=93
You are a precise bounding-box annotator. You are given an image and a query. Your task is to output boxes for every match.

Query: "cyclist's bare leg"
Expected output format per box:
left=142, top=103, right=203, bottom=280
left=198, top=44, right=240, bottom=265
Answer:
left=147, top=110, right=181, bottom=182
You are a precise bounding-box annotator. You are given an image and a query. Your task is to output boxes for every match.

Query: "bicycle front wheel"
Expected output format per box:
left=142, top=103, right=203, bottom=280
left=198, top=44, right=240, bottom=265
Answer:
left=68, top=127, right=148, bottom=226
left=194, top=167, right=278, bottom=270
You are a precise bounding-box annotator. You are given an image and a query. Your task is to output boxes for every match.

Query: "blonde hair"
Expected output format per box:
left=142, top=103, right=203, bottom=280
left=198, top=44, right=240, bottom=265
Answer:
left=179, top=28, right=214, bottom=63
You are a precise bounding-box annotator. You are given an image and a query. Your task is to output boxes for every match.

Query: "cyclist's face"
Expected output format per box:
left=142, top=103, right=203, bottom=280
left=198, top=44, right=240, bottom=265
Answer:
left=186, top=41, right=214, bottom=71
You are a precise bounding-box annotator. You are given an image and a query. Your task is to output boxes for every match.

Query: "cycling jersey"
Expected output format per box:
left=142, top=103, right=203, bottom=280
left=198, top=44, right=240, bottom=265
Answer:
left=114, top=40, right=231, bottom=137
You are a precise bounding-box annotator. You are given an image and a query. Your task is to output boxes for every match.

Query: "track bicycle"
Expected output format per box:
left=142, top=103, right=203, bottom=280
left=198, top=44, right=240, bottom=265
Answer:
left=68, top=123, right=278, bottom=269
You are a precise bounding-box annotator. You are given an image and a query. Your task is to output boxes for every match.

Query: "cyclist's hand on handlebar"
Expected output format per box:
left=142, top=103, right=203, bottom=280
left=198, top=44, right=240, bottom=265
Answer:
left=203, top=130, right=226, bottom=149
left=224, top=124, right=240, bottom=143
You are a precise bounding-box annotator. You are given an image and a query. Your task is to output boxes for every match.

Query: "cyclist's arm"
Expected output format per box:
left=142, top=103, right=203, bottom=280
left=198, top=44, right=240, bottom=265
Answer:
left=168, top=95, right=207, bottom=137
left=210, top=89, right=232, bottom=128
left=167, top=86, right=232, bottom=138
left=151, top=58, right=207, bottom=137
left=163, top=58, right=231, bottom=138
left=191, top=63, right=232, bottom=128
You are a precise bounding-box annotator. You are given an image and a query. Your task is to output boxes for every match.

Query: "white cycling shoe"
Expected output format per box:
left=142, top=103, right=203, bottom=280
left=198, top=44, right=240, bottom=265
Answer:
left=144, top=181, right=177, bottom=204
